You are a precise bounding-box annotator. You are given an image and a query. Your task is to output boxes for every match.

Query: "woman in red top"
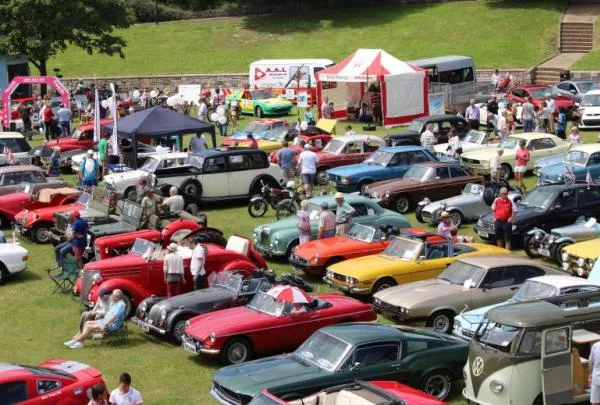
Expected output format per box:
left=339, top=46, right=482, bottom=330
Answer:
left=43, top=101, right=54, bottom=141
left=514, top=139, right=530, bottom=193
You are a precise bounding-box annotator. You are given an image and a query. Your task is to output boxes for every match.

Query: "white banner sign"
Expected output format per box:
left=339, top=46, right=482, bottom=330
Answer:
left=178, top=84, right=202, bottom=104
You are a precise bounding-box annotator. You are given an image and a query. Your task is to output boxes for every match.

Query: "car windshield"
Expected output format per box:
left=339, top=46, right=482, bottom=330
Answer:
left=210, top=272, right=243, bottom=293
left=518, top=188, right=557, bottom=210
left=18, top=183, right=33, bottom=194
left=512, top=280, right=558, bottom=301
left=263, top=126, right=288, bottom=141
left=71, top=128, right=83, bottom=139
left=383, top=238, right=421, bottom=260
left=463, top=183, right=484, bottom=195
left=0, top=137, right=30, bottom=153
left=76, top=192, right=91, bottom=206
left=248, top=393, right=282, bottom=405
left=403, top=165, right=432, bottom=181
left=364, top=150, right=392, bottom=166
left=438, top=262, right=486, bottom=287
left=408, top=120, right=424, bottom=132
left=250, top=91, right=272, bottom=100
left=530, top=87, right=560, bottom=99
left=581, top=94, right=600, bottom=107
left=578, top=81, right=600, bottom=93
left=244, top=123, right=271, bottom=133
left=294, top=330, right=351, bottom=372
left=10, top=101, right=21, bottom=111
left=565, top=150, right=589, bottom=165
left=476, top=321, right=522, bottom=353
left=140, top=157, right=159, bottom=173
left=462, top=130, right=486, bottom=144
left=498, top=136, right=522, bottom=150
left=346, top=224, right=377, bottom=243
left=247, top=291, right=286, bottom=317
left=323, top=138, right=345, bottom=154
left=130, top=238, right=155, bottom=257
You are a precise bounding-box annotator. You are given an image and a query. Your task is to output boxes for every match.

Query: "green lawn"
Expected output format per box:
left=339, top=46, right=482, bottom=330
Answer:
left=0, top=109, right=589, bottom=405
left=48, top=0, right=564, bottom=77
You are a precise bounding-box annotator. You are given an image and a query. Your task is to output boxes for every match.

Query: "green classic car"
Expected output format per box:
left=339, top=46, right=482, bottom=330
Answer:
left=210, top=323, right=469, bottom=404
left=228, top=89, right=293, bottom=117
left=252, top=194, right=411, bottom=257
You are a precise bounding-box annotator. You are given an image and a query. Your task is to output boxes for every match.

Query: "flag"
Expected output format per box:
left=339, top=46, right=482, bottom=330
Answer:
left=93, top=88, right=100, bottom=142
left=587, top=170, right=594, bottom=187
left=109, top=83, right=119, bottom=156
left=565, top=164, right=576, bottom=183
left=3, top=147, right=15, bottom=165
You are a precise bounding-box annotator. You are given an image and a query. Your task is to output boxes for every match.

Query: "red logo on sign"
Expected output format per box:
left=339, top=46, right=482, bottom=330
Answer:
left=255, top=68, right=266, bottom=81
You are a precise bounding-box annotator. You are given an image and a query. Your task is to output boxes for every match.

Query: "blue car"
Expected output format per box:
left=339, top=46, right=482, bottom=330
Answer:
left=230, top=119, right=288, bottom=141
left=327, top=146, right=441, bottom=193
left=537, top=143, right=600, bottom=185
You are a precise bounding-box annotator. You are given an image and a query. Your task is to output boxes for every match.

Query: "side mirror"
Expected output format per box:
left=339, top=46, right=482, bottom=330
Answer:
left=417, top=255, right=426, bottom=262
left=552, top=204, right=562, bottom=211
left=570, top=89, right=577, bottom=94
left=350, top=362, right=362, bottom=371
left=482, top=283, right=493, bottom=291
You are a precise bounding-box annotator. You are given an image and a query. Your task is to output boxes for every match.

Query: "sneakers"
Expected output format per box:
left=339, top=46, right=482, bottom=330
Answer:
left=69, top=342, right=84, bottom=349
left=63, top=340, right=75, bottom=347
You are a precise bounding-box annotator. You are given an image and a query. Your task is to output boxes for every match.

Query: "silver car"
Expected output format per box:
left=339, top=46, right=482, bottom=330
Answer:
left=416, top=181, right=521, bottom=227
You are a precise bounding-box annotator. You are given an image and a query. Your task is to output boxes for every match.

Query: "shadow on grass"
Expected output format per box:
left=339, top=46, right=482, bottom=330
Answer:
left=4, top=269, right=41, bottom=286
left=486, top=0, right=565, bottom=12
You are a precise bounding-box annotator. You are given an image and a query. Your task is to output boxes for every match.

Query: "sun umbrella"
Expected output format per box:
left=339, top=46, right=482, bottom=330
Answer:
left=265, top=285, right=311, bottom=304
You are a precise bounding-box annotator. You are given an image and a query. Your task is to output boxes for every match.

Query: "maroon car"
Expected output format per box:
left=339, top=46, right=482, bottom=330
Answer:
left=506, top=85, right=575, bottom=112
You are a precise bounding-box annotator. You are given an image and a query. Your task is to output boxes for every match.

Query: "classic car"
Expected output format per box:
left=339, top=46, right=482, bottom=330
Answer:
left=0, top=184, right=79, bottom=228
left=228, top=119, right=289, bottom=141
left=181, top=290, right=376, bottom=365
left=554, top=79, right=600, bottom=103
left=323, top=228, right=508, bottom=296
left=253, top=194, right=411, bottom=258
left=433, top=130, right=495, bottom=157
left=0, top=132, right=34, bottom=165
left=0, top=165, right=66, bottom=197
left=525, top=216, right=600, bottom=264
left=506, top=85, right=576, bottom=111
left=132, top=271, right=275, bottom=342
left=460, top=133, right=571, bottom=178
left=561, top=237, right=600, bottom=277
left=416, top=180, right=521, bottom=227
left=577, top=89, right=600, bottom=129
left=228, top=89, right=293, bottom=117
left=267, top=132, right=335, bottom=165
left=312, top=135, right=385, bottom=185
left=41, top=119, right=112, bottom=153
left=373, top=256, right=559, bottom=333
left=0, top=359, right=105, bottom=405
left=475, top=183, right=600, bottom=246
left=365, top=162, right=483, bottom=213
left=289, top=223, right=399, bottom=276
left=210, top=323, right=468, bottom=403
left=70, top=143, right=170, bottom=173
left=8, top=96, right=36, bottom=120
left=251, top=381, right=447, bottom=405
left=537, top=143, right=600, bottom=185
left=77, top=235, right=266, bottom=315
left=384, top=115, right=469, bottom=146
left=327, top=146, right=441, bottom=193
left=0, top=237, right=29, bottom=284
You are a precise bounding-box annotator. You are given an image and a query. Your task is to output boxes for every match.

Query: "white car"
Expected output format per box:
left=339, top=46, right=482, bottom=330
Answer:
left=0, top=132, right=33, bottom=165
left=0, top=237, right=28, bottom=284
left=434, top=130, right=497, bottom=157
left=71, top=144, right=170, bottom=173
left=578, top=89, right=600, bottom=129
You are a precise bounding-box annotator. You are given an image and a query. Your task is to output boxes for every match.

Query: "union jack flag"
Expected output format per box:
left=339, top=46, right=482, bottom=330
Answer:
left=565, top=164, right=576, bottom=183
left=3, top=147, right=15, bottom=165
left=587, top=170, right=595, bottom=187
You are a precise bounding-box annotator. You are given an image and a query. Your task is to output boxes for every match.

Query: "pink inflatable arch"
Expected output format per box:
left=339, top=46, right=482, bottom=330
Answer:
left=2, top=76, right=70, bottom=128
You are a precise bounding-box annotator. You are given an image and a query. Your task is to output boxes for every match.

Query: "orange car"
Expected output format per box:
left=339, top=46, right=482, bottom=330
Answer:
left=289, top=223, right=396, bottom=276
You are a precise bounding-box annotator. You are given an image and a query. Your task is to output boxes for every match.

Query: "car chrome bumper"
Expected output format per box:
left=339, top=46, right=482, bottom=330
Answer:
left=322, top=277, right=370, bottom=295
left=288, top=256, right=324, bottom=275
left=253, top=244, right=285, bottom=257
left=181, top=335, right=220, bottom=356
left=130, top=317, right=166, bottom=335
left=210, top=385, right=242, bottom=405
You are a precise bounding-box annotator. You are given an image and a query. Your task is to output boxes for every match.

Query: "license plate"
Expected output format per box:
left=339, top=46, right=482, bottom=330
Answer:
left=478, top=231, right=489, bottom=238
left=538, top=248, right=551, bottom=257
left=183, top=342, right=198, bottom=354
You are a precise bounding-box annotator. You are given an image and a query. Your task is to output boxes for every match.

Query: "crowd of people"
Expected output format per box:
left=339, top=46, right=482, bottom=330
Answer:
left=88, top=372, right=143, bottom=405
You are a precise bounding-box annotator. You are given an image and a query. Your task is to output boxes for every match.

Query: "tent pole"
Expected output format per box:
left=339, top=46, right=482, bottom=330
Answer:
left=132, top=137, right=138, bottom=169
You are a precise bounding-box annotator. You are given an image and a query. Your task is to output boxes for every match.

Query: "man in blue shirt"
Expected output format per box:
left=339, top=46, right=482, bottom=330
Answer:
left=79, top=149, right=99, bottom=189
left=57, top=104, right=72, bottom=136
left=276, top=140, right=296, bottom=183
left=70, top=210, right=88, bottom=269
left=64, top=289, right=126, bottom=349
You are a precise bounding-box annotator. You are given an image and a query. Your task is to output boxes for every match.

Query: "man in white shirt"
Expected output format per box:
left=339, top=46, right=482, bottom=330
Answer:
left=465, top=99, right=480, bottom=130
left=321, top=96, right=330, bottom=119
left=160, top=187, right=185, bottom=214
left=419, top=124, right=436, bottom=153
left=190, top=241, right=206, bottom=290
left=545, top=95, right=556, bottom=132
left=297, top=142, right=319, bottom=198
left=109, top=373, right=143, bottom=405
left=490, top=148, right=504, bottom=178
left=163, top=243, right=185, bottom=298
left=491, top=69, right=501, bottom=91
left=197, top=98, right=208, bottom=121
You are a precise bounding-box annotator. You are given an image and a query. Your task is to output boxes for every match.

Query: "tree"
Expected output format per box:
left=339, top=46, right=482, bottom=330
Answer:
left=0, top=0, right=134, bottom=77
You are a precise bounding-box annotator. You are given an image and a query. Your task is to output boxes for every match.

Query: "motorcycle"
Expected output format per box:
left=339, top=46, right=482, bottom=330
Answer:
left=274, top=184, right=301, bottom=220
left=248, top=180, right=290, bottom=218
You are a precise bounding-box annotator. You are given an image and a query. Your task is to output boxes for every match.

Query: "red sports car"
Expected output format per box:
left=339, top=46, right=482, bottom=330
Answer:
left=181, top=291, right=376, bottom=364
left=45, top=119, right=112, bottom=153
left=254, top=381, right=446, bottom=405
left=506, top=85, right=575, bottom=111
left=9, top=97, right=36, bottom=120
left=77, top=235, right=267, bottom=316
left=0, top=358, right=105, bottom=404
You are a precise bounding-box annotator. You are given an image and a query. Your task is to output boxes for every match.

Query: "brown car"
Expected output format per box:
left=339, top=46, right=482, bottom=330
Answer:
left=364, top=161, right=482, bottom=213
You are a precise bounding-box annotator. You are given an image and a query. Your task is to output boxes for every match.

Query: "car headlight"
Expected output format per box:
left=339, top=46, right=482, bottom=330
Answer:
left=209, top=332, right=217, bottom=343
left=139, top=302, right=147, bottom=312
left=370, top=192, right=379, bottom=198
left=578, top=258, right=585, bottom=267
left=535, top=233, right=542, bottom=241
left=384, top=190, right=390, bottom=199
left=588, top=258, right=595, bottom=267
left=512, top=225, right=517, bottom=231
left=341, top=177, right=350, bottom=185
left=490, top=380, right=504, bottom=393
left=557, top=174, right=563, bottom=181
left=160, top=310, right=167, bottom=320
left=345, top=276, right=358, bottom=285
left=578, top=267, right=586, bottom=277
left=562, top=252, right=569, bottom=262
left=92, top=273, right=102, bottom=283
left=311, top=253, right=320, bottom=263
left=562, top=262, right=569, bottom=271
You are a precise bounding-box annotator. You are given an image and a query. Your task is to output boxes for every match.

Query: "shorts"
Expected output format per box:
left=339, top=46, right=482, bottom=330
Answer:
left=283, top=168, right=295, bottom=180
left=494, top=220, right=511, bottom=242
left=515, top=165, right=527, bottom=173
left=301, top=173, right=315, bottom=185
left=82, top=178, right=98, bottom=187
left=72, top=246, right=85, bottom=261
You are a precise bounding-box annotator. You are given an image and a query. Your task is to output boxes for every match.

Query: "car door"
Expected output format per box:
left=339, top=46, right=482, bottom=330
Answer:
left=544, top=189, right=580, bottom=230
left=339, top=141, right=364, bottom=166
left=430, top=166, right=455, bottom=200
left=337, top=342, right=405, bottom=383
left=541, top=326, right=573, bottom=405
left=240, top=91, right=254, bottom=114
left=347, top=203, right=372, bottom=227
left=510, top=89, right=525, bottom=103
left=576, top=187, right=600, bottom=219
left=385, top=151, right=412, bottom=178
left=0, top=381, right=29, bottom=404
left=448, top=167, right=475, bottom=197
left=405, top=241, right=454, bottom=282
left=226, top=153, right=252, bottom=197
left=471, top=266, right=521, bottom=309
left=586, top=153, right=600, bottom=181
left=527, top=138, right=558, bottom=169
left=201, top=156, right=229, bottom=198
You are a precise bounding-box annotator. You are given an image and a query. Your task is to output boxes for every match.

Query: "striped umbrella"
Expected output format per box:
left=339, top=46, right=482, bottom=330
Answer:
left=265, top=285, right=311, bottom=304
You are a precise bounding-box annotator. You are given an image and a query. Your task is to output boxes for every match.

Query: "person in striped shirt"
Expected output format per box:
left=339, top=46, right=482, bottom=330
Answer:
left=318, top=202, right=336, bottom=239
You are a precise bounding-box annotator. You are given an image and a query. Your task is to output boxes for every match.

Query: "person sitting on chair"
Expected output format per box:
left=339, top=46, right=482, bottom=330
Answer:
left=141, top=189, right=158, bottom=226
left=79, top=290, right=111, bottom=331
left=64, top=289, right=126, bottom=349
left=160, top=186, right=184, bottom=214
left=54, top=213, right=74, bottom=269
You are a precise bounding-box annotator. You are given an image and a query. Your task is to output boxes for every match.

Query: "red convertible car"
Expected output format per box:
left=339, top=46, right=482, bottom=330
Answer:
left=46, top=119, right=112, bottom=153
left=0, top=358, right=105, bottom=404
left=181, top=291, right=376, bottom=364
left=0, top=185, right=80, bottom=228
left=77, top=235, right=267, bottom=316
left=289, top=223, right=397, bottom=276
left=506, top=85, right=575, bottom=111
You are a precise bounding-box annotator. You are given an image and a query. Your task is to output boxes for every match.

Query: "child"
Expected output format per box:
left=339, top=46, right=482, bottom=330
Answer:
left=569, top=127, right=582, bottom=145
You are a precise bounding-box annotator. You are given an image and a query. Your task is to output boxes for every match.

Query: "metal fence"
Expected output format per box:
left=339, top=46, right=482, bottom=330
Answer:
left=428, top=81, right=491, bottom=110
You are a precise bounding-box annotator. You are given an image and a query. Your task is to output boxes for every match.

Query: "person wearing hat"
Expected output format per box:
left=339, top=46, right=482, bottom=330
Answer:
left=164, top=243, right=185, bottom=298
left=79, top=149, right=99, bottom=189
left=491, top=186, right=517, bottom=251
left=79, top=290, right=111, bottom=332
left=465, top=99, right=480, bottom=130
left=437, top=211, right=455, bottom=238
left=334, top=192, right=355, bottom=236
left=297, top=140, right=319, bottom=198
left=318, top=201, right=336, bottom=239
left=70, top=210, right=88, bottom=269
left=54, top=211, right=74, bottom=269
left=47, top=146, right=61, bottom=177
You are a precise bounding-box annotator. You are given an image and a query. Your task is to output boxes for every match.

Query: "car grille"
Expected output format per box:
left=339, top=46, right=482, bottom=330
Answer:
left=583, top=119, right=600, bottom=126
left=375, top=300, right=401, bottom=315
left=212, top=382, right=243, bottom=405
left=421, top=211, right=433, bottom=223
left=478, top=220, right=494, bottom=232
left=329, top=174, right=341, bottom=183
left=331, top=272, right=346, bottom=282
left=54, top=213, right=68, bottom=234
left=80, top=271, right=95, bottom=304
left=291, top=254, right=308, bottom=265
left=260, top=229, right=270, bottom=246
left=461, top=157, right=480, bottom=165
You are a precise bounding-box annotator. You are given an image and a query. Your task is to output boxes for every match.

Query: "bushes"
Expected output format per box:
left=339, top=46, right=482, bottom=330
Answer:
left=128, top=0, right=185, bottom=22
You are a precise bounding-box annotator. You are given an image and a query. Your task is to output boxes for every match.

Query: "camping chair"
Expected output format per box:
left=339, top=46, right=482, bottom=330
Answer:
left=92, top=323, right=129, bottom=344
left=47, top=255, right=79, bottom=294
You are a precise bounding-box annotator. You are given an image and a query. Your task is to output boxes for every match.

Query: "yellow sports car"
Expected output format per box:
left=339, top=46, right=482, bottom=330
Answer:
left=323, top=228, right=509, bottom=296
left=228, top=89, right=293, bottom=117
left=561, top=238, right=600, bottom=277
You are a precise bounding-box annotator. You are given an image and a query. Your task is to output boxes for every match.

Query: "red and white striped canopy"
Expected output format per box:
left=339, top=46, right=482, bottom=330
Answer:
left=318, top=49, right=420, bottom=82
left=265, top=285, right=311, bottom=304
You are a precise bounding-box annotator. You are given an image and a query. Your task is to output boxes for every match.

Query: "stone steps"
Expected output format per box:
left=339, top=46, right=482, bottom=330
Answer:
left=561, top=22, right=595, bottom=52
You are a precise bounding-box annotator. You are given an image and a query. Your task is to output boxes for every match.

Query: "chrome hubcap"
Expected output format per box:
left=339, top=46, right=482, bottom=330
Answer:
left=395, top=198, right=409, bottom=213
left=433, top=315, right=450, bottom=333
left=228, top=343, right=248, bottom=363
left=425, top=375, right=450, bottom=398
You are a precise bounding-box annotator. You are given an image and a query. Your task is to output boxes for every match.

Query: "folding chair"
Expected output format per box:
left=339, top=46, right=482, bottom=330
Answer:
left=47, top=255, right=79, bottom=294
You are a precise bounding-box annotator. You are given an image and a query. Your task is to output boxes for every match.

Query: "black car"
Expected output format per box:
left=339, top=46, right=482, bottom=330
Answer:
left=475, top=183, right=600, bottom=246
left=384, top=115, right=469, bottom=147
left=131, top=270, right=312, bottom=342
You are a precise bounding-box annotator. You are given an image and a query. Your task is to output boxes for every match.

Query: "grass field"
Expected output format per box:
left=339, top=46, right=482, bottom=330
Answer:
left=48, top=0, right=564, bottom=77
left=0, top=108, right=590, bottom=405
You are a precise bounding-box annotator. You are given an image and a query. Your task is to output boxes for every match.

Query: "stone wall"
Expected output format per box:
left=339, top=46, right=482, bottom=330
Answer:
left=570, top=71, right=600, bottom=80
left=477, top=69, right=533, bottom=85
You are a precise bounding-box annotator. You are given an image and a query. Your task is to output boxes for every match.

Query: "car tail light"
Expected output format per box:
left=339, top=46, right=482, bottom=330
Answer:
left=22, top=255, right=28, bottom=261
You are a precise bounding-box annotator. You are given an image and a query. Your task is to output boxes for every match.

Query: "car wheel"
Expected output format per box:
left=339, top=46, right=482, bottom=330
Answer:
left=415, top=205, right=424, bottom=223
left=181, top=180, right=201, bottom=201
left=372, top=278, right=397, bottom=294
left=393, top=194, right=412, bottom=214
left=421, top=370, right=452, bottom=400
left=448, top=210, right=463, bottom=227
left=427, top=311, right=454, bottom=334
left=316, top=170, right=329, bottom=186
left=255, top=106, right=263, bottom=118
left=0, top=214, right=8, bottom=229
left=221, top=337, right=253, bottom=365
left=285, top=239, right=299, bottom=258
left=124, top=186, right=136, bottom=201
left=0, top=263, right=7, bottom=284
left=500, top=163, right=512, bottom=180
left=554, top=241, right=572, bottom=265
left=185, top=202, right=199, bottom=216
left=171, top=318, right=189, bottom=343
left=32, top=224, right=51, bottom=244
left=357, top=180, right=372, bottom=195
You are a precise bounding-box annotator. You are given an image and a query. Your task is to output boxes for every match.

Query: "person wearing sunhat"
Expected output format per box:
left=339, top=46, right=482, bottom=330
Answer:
left=163, top=243, right=185, bottom=298
left=318, top=201, right=336, bottom=239
left=334, top=192, right=355, bottom=236
left=437, top=211, right=455, bottom=238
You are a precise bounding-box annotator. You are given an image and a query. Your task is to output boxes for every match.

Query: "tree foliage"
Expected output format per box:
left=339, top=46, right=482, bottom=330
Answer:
left=0, top=0, right=134, bottom=75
